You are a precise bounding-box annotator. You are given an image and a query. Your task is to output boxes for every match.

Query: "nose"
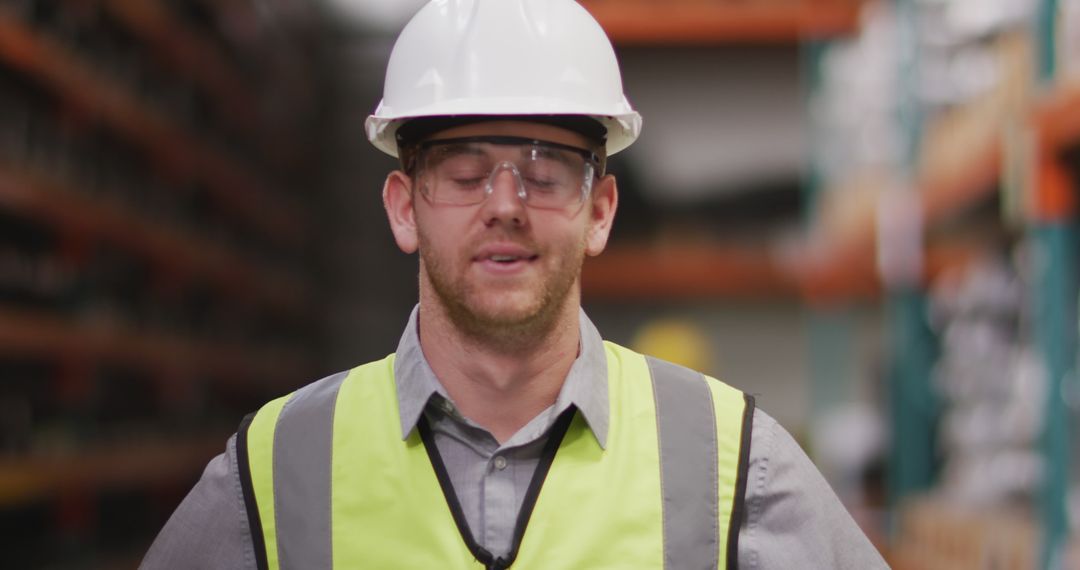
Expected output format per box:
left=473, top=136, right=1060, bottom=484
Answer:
left=480, top=162, right=528, bottom=227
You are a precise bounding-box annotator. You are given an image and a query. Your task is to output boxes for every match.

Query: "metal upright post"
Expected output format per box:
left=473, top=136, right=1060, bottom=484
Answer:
left=885, top=0, right=939, bottom=511
left=1034, top=1, right=1077, bottom=567
left=1032, top=220, right=1077, bottom=568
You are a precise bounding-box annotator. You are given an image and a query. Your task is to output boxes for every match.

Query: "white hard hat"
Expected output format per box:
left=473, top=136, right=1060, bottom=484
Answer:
left=365, top=0, right=642, bottom=158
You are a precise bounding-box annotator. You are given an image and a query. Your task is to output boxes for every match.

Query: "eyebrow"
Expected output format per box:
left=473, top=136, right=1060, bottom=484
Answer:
left=432, top=143, right=487, bottom=159
left=422, top=143, right=489, bottom=169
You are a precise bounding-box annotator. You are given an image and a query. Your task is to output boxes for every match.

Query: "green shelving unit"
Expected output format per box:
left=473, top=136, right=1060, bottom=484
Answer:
left=1035, top=2, right=1077, bottom=566
left=885, top=0, right=939, bottom=513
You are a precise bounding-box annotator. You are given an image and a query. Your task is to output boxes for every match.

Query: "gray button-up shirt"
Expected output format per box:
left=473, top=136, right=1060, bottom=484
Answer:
left=142, top=307, right=888, bottom=569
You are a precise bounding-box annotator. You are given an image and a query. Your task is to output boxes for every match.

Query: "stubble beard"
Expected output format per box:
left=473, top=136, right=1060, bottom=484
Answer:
left=419, top=230, right=586, bottom=352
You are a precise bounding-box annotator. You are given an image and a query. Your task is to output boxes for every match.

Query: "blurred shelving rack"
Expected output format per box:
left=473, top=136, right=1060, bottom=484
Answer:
left=0, top=5, right=307, bottom=247
left=579, top=0, right=867, bottom=302
left=585, top=150, right=1010, bottom=303
left=581, top=129, right=1005, bottom=303
left=0, top=0, right=325, bottom=566
left=99, top=0, right=260, bottom=135
left=0, top=159, right=309, bottom=317
left=799, top=5, right=1080, bottom=568
left=579, top=2, right=1080, bottom=567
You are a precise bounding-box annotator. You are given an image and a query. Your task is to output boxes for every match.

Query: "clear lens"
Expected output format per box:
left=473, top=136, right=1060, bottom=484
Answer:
left=417, top=140, right=595, bottom=210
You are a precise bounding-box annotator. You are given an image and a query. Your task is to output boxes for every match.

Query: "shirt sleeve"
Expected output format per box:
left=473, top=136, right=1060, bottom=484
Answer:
left=737, top=409, right=889, bottom=569
left=140, top=434, right=257, bottom=570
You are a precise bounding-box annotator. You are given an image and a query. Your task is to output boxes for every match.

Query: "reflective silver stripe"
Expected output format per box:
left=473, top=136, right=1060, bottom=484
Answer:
left=647, top=356, right=719, bottom=570
left=273, top=371, right=349, bottom=570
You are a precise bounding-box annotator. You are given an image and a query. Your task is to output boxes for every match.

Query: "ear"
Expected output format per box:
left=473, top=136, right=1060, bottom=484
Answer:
left=383, top=170, right=419, bottom=254
left=584, top=174, right=618, bottom=256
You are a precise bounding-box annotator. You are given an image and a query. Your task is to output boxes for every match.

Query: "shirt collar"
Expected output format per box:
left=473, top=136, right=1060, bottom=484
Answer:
left=393, top=305, right=610, bottom=449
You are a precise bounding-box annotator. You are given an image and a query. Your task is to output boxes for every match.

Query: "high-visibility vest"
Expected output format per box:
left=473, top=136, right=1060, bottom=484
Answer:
left=236, top=341, right=754, bottom=570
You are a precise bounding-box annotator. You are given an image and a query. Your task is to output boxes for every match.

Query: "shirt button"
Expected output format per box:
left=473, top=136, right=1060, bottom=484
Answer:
left=439, top=399, right=455, bottom=414
left=493, top=456, right=508, bottom=471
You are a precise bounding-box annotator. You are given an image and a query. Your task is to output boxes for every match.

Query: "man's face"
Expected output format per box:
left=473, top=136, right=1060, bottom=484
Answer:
left=386, top=121, right=617, bottom=339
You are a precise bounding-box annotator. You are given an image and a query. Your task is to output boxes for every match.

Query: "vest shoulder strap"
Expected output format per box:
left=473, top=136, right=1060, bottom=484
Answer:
left=235, top=369, right=353, bottom=570
left=235, top=411, right=269, bottom=570
left=643, top=354, right=756, bottom=570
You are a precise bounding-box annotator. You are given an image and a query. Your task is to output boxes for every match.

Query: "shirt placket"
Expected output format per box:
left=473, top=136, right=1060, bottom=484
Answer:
left=481, top=447, right=518, bottom=553
left=425, top=395, right=562, bottom=558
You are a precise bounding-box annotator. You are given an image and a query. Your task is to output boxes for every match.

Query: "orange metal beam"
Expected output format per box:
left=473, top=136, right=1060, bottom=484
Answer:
left=1032, top=153, right=1077, bottom=222
left=580, top=0, right=863, bottom=44
left=0, top=307, right=311, bottom=381
left=1033, top=84, right=1080, bottom=222
left=0, top=436, right=228, bottom=507
left=582, top=244, right=797, bottom=300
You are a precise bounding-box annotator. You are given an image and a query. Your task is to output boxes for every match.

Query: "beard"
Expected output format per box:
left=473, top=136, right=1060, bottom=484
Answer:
left=418, top=227, right=586, bottom=350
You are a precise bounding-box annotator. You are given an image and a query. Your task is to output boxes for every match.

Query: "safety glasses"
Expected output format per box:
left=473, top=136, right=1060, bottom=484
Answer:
left=409, top=136, right=604, bottom=211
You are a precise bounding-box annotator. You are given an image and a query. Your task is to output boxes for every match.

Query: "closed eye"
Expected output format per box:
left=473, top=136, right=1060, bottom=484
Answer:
left=524, top=178, right=558, bottom=190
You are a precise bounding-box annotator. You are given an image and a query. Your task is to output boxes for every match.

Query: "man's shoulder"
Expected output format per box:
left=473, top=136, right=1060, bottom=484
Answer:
left=746, top=407, right=783, bottom=458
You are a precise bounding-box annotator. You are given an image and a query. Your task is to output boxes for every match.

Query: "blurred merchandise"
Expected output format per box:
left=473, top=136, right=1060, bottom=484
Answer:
left=1060, top=0, right=1080, bottom=84
left=929, top=250, right=1044, bottom=505
left=812, top=2, right=1036, bottom=246
left=804, top=0, right=1080, bottom=566
left=812, top=402, right=886, bottom=500
left=892, top=497, right=1038, bottom=570
left=812, top=2, right=903, bottom=186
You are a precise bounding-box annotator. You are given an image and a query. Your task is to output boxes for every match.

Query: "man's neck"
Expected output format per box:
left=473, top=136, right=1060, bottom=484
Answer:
left=417, top=298, right=581, bottom=444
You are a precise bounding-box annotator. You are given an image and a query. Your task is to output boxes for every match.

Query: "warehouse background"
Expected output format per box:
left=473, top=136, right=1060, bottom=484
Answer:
left=0, top=0, right=1078, bottom=567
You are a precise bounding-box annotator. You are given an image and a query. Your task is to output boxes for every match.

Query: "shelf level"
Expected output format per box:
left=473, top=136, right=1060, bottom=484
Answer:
left=0, top=307, right=311, bottom=382
left=0, top=8, right=306, bottom=248
left=0, top=435, right=227, bottom=507
left=801, top=71, right=1080, bottom=300
left=0, top=161, right=309, bottom=319
left=583, top=136, right=1000, bottom=302
left=580, top=0, right=862, bottom=44
left=582, top=244, right=797, bottom=300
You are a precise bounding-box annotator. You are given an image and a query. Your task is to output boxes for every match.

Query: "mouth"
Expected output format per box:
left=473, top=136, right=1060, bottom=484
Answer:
left=473, top=245, right=540, bottom=272
left=484, top=253, right=540, bottom=264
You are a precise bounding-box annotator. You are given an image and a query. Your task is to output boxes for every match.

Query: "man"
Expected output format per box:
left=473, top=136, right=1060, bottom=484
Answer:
left=143, top=1, right=888, bottom=568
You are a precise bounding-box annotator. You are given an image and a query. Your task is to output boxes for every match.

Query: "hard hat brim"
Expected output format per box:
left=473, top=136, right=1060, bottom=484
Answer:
left=367, top=104, right=641, bottom=159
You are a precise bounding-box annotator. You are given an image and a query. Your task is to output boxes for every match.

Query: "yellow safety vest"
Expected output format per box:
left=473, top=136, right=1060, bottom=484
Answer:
left=236, top=342, right=754, bottom=570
